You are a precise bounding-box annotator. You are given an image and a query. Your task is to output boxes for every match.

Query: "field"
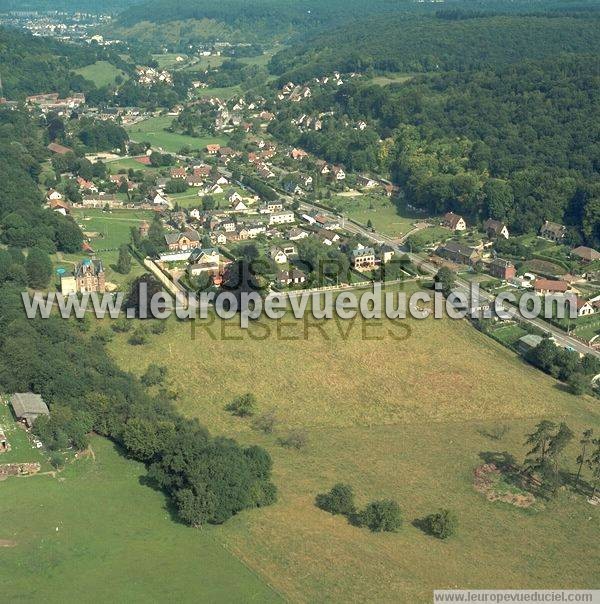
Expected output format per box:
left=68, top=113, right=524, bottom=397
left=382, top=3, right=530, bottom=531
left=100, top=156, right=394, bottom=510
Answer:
left=75, top=61, right=127, bottom=87
left=106, top=157, right=160, bottom=173
left=408, top=225, right=454, bottom=248
left=194, top=85, right=242, bottom=100
left=0, top=436, right=280, bottom=602
left=125, top=115, right=227, bottom=154
left=370, top=73, right=414, bottom=86
left=330, top=193, right=417, bottom=238
left=169, top=184, right=248, bottom=209
left=106, top=302, right=600, bottom=602
left=152, top=53, right=188, bottom=69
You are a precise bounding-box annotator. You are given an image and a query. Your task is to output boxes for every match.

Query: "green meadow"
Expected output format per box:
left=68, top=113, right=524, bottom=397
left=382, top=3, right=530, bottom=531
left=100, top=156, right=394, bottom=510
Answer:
left=106, top=305, right=600, bottom=602
left=125, top=115, right=227, bottom=154
left=0, top=436, right=281, bottom=603
left=75, top=61, right=127, bottom=87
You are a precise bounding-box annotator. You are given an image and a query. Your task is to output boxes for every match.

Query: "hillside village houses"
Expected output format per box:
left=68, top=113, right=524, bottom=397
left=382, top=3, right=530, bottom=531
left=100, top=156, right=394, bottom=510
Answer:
left=436, top=241, right=480, bottom=266
left=277, top=268, right=307, bottom=286
left=165, top=229, right=201, bottom=252
left=10, top=393, right=50, bottom=428
left=187, top=247, right=222, bottom=277
left=540, top=220, right=567, bottom=242
left=488, top=258, right=516, bottom=281
left=269, top=210, right=295, bottom=225
left=484, top=219, right=510, bottom=239
left=442, top=212, right=467, bottom=231
left=571, top=246, right=600, bottom=263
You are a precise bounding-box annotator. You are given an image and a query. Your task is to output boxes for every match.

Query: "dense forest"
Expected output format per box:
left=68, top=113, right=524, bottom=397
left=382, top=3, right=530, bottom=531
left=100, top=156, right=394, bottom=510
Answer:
left=270, top=54, right=600, bottom=243
left=0, top=107, right=276, bottom=526
left=116, top=0, right=409, bottom=33
left=265, top=7, right=600, bottom=245
left=269, top=12, right=600, bottom=81
left=0, top=28, right=130, bottom=99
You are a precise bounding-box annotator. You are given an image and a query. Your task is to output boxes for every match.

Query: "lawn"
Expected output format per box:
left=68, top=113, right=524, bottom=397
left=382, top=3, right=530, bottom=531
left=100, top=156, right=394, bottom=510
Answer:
left=331, top=193, right=417, bottom=238
left=0, top=436, right=281, bottom=602
left=408, top=225, right=454, bottom=248
left=73, top=208, right=153, bottom=250
left=125, top=115, right=227, bottom=154
left=170, top=184, right=248, bottom=209
left=106, top=301, right=600, bottom=602
left=106, top=156, right=160, bottom=173
left=75, top=61, right=127, bottom=87
left=489, top=322, right=529, bottom=347
left=152, top=53, right=188, bottom=69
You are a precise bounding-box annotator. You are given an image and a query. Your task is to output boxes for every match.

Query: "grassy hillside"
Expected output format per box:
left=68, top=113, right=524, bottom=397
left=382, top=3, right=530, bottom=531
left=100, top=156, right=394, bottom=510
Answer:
left=107, top=303, right=600, bottom=601
left=75, top=61, right=127, bottom=87
left=125, top=115, right=227, bottom=154
left=0, top=437, right=280, bottom=602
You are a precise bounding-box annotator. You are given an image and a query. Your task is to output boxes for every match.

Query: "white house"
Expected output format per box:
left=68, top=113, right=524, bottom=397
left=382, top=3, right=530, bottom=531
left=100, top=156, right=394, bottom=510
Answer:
left=269, top=211, right=295, bottom=225
left=47, top=189, right=63, bottom=201
left=270, top=247, right=288, bottom=264
left=231, top=199, right=249, bottom=212
left=228, top=191, right=243, bottom=204
left=207, top=184, right=223, bottom=195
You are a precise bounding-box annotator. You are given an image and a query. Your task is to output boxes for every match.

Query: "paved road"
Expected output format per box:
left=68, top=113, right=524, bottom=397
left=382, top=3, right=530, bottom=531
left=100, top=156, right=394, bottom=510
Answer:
left=298, top=200, right=600, bottom=358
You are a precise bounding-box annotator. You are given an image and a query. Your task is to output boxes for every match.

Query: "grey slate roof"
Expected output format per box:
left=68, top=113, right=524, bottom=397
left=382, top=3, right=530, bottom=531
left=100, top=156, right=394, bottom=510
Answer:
left=10, top=392, right=49, bottom=422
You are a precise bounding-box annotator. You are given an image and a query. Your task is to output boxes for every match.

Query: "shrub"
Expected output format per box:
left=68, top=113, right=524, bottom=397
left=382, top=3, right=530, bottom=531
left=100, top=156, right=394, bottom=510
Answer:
left=315, top=483, right=355, bottom=516
left=225, top=393, right=256, bottom=417
left=252, top=408, right=278, bottom=434
left=128, top=326, right=148, bottom=345
left=278, top=429, right=308, bottom=450
left=141, top=363, right=168, bottom=387
left=150, top=320, right=167, bottom=335
left=49, top=452, right=65, bottom=469
left=567, top=372, right=589, bottom=396
left=423, top=509, right=458, bottom=539
left=111, top=317, right=132, bottom=333
left=359, top=499, right=402, bottom=532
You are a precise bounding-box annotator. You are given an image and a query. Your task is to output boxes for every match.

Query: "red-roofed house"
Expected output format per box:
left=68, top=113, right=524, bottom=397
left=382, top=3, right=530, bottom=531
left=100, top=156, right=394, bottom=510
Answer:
left=534, top=279, right=570, bottom=294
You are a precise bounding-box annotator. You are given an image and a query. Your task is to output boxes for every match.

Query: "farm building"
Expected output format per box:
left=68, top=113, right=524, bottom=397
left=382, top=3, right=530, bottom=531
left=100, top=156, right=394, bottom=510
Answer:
left=10, top=393, right=50, bottom=428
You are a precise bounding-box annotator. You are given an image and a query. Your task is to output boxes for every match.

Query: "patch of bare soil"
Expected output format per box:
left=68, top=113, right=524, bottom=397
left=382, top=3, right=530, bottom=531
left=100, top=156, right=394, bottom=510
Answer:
left=75, top=446, right=95, bottom=461
left=0, top=539, right=17, bottom=547
left=0, top=462, right=41, bottom=480
left=474, top=463, right=535, bottom=508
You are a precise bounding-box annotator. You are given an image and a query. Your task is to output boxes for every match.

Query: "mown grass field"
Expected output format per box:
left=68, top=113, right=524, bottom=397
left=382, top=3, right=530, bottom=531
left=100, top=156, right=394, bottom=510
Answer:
left=152, top=53, right=188, bottom=69
left=75, top=61, right=127, bottom=87
left=0, top=436, right=281, bottom=603
left=107, top=302, right=600, bottom=602
left=331, top=193, right=416, bottom=238
left=125, top=115, right=227, bottom=155
left=107, top=156, right=160, bottom=173
left=370, top=73, right=415, bottom=86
